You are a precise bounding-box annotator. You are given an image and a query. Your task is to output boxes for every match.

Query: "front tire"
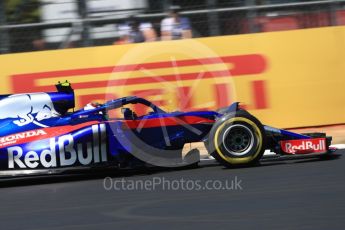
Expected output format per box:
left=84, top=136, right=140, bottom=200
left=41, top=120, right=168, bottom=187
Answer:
left=208, top=111, right=266, bottom=167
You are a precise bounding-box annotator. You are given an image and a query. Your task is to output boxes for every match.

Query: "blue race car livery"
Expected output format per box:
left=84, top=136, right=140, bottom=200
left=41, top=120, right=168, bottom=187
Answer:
left=0, top=82, right=336, bottom=177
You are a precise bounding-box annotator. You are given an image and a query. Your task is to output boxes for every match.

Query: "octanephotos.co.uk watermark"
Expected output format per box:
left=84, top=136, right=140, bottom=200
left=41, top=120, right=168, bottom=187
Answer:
left=103, top=176, right=243, bottom=191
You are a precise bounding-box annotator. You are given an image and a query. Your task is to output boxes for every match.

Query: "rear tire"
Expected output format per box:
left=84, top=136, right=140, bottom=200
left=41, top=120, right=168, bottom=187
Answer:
left=208, top=111, right=266, bottom=167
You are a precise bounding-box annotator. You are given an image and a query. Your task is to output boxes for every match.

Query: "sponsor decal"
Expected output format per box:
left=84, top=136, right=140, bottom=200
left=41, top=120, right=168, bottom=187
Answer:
left=0, top=93, right=60, bottom=127
left=280, top=138, right=326, bottom=154
left=0, top=130, right=47, bottom=147
left=7, top=124, right=107, bottom=169
left=10, top=54, right=269, bottom=111
left=0, top=121, right=99, bottom=148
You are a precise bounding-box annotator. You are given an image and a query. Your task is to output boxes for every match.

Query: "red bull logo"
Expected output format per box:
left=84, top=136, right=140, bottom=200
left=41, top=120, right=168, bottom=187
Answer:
left=280, top=138, right=327, bottom=154
left=7, top=124, right=107, bottom=169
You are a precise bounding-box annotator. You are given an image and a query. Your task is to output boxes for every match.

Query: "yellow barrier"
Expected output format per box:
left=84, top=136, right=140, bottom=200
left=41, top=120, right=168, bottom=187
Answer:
left=1, top=26, right=345, bottom=128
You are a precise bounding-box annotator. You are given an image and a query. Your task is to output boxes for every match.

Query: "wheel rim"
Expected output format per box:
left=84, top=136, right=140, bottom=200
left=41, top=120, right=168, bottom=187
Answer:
left=222, top=124, right=255, bottom=156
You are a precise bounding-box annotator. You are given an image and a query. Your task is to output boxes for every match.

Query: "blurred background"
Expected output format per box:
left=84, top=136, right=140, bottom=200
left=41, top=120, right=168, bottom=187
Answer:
left=1, top=0, right=345, bottom=54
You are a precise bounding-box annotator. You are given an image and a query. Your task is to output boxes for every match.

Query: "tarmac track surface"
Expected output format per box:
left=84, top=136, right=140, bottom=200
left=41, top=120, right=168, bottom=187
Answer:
left=0, top=150, right=344, bottom=230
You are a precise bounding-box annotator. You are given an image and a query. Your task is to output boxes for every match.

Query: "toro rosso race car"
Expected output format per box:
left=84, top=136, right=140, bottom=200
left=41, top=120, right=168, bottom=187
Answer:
left=0, top=82, right=336, bottom=178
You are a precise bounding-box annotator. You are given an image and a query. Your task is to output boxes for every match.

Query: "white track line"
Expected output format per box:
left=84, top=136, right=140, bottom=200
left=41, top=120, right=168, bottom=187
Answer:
left=330, top=144, right=345, bottom=149
left=264, top=150, right=276, bottom=156
left=202, top=150, right=276, bottom=160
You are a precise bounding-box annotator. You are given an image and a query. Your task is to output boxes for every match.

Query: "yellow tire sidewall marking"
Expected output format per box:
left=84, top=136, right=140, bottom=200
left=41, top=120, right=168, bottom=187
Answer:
left=214, top=117, right=263, bottom=164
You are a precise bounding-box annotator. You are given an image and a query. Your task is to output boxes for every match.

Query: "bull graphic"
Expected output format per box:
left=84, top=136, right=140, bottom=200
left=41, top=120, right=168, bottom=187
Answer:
left=0, top=93, right=60, bottom=127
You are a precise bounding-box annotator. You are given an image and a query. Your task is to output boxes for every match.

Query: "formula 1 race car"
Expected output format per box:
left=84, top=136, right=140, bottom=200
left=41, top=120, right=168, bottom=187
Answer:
left=0, top=82, right=336, bottom=178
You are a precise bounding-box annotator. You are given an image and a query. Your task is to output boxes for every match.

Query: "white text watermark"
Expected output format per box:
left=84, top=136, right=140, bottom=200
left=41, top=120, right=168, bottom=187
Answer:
left=103, top=176, right=243, bottom=191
